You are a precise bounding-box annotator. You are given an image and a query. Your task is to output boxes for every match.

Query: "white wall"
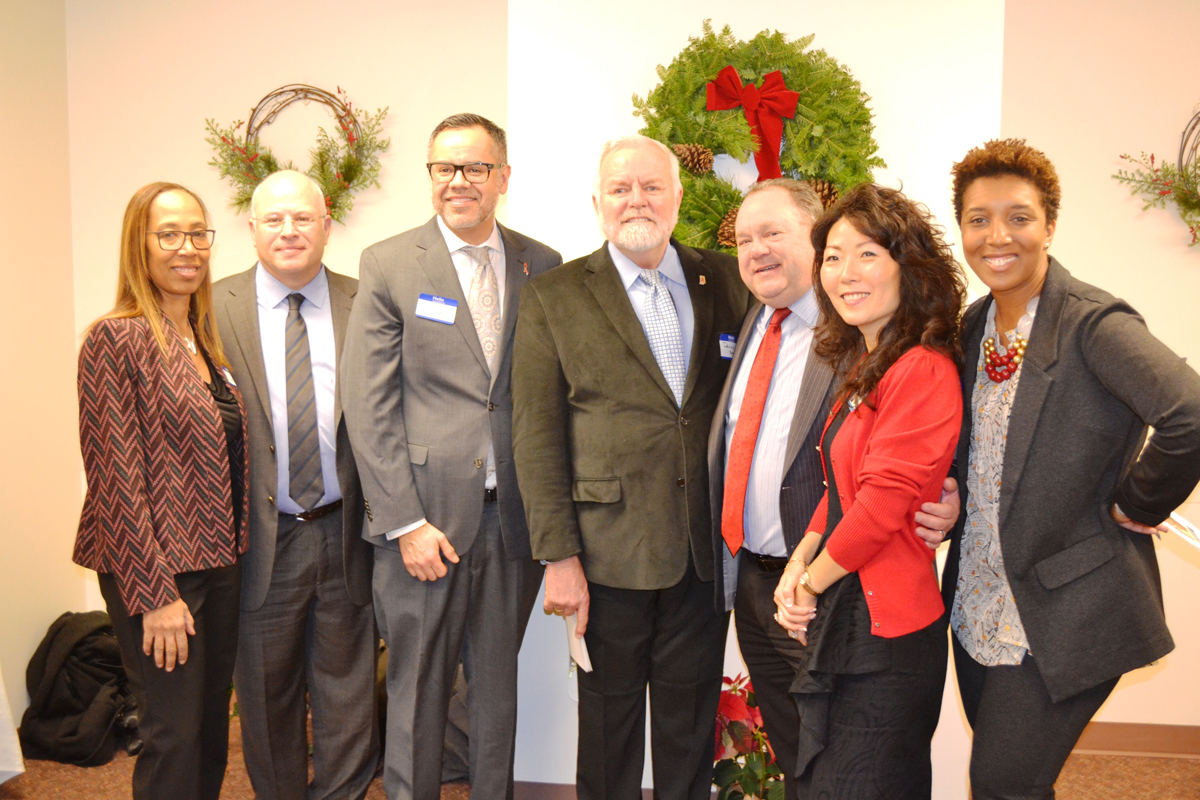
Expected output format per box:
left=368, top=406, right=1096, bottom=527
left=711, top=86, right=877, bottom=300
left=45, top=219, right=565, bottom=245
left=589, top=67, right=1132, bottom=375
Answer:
left=1002, top=0, right=1200, bottom=727
left=508, top=2, right=1004, bottom=793
left=0, top=0, right=90, bottom=716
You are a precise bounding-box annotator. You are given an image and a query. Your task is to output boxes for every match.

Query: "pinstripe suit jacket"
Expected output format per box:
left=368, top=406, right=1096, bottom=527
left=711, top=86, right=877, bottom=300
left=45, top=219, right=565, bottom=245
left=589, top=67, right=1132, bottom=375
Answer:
left=708, top=299, right=835, bottom=612
left=74, top=316, right=249, bottom=616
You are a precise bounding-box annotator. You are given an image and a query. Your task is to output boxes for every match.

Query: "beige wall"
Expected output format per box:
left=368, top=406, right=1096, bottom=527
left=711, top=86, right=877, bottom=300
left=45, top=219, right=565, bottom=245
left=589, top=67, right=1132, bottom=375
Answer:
left=1002, top=0, right=1200, bottom=726
left=0, top=0, right=89, bottom=713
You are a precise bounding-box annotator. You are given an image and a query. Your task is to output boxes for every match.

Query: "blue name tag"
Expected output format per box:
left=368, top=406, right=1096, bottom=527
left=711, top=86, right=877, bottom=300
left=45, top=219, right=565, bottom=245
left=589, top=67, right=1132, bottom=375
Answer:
left=719, top=334, right=737, bottom=360
left=415, top=293, right=458, bottom=324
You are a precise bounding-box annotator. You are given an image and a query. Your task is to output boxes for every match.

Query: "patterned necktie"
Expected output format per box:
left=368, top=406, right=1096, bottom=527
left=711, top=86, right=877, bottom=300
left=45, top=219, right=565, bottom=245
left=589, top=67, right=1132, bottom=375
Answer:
left=465, top=246, right=501, bottom=374
left=639, top=268, right=687, bottom=405
left=722, top=307, right=792, bottom=556
left=285, top=293, right=324, bottom=510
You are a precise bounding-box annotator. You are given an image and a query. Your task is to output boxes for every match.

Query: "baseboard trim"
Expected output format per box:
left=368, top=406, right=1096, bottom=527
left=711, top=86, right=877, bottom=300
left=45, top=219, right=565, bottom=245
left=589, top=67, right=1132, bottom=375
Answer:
left=1075, top=722, right=1200, bottom=757
left=514, top=784, right=655, bottom=799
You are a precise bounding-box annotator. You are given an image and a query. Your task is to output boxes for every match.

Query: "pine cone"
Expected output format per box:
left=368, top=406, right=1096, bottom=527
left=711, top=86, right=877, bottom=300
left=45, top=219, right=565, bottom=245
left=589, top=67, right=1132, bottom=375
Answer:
left=717, top=204, right=740, bottom=248
left=672, top=143, right=715, bottom=175
left=806, top=178, right=839, bottom=211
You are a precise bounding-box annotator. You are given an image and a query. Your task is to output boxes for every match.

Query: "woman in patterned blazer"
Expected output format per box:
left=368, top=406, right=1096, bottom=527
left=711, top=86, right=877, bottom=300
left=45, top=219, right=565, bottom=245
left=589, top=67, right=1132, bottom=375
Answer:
left=73, top=182, right=248, bottom=800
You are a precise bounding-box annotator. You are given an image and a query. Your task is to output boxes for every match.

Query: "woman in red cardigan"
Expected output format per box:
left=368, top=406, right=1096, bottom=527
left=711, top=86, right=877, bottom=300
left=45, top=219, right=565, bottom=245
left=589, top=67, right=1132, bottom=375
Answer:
left=773, top=183, right=964, bottom=798
left=74, top=182, right=248, bottom=800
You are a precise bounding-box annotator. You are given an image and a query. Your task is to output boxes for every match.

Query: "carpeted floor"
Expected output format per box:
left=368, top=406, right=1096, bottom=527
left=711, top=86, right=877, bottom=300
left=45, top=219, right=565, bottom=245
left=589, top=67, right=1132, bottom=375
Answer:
left=2, top=725, right=1197, bottom=799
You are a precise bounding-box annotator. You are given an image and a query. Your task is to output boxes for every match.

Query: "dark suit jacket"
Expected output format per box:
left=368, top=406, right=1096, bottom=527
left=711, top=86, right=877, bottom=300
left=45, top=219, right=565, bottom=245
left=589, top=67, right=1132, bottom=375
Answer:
left=213, top=266, right=372, bottom=611
left=707, top=300, right=834, bottom=611
left=513, top=241, right=750, bottom=590
left=74, top=316, right=249, bottom=616
left=341, top=218, right=562, bottom=559
left=943, top=258, right=1200, bottom=701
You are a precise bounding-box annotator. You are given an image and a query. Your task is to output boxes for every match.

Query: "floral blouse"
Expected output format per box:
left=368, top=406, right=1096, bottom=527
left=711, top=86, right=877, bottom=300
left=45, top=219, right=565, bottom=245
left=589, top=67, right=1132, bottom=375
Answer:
left=951, top=297, right=1039, bottom=666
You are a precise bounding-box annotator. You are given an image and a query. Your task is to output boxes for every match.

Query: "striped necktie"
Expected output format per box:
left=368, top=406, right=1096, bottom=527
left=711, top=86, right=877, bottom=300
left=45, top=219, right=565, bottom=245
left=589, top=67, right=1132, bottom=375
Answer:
left=285, top=293, right=324, bottom=510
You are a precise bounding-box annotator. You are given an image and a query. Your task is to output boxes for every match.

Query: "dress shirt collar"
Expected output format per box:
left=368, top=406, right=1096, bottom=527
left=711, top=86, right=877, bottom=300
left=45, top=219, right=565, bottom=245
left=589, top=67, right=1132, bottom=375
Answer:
left=255, top=263, right=329, bottom=310
left=436, top=215, right=503, bottom=259
left=754, top=287, right=819, bottom=330
left=607, top=241, right=686, bottom=291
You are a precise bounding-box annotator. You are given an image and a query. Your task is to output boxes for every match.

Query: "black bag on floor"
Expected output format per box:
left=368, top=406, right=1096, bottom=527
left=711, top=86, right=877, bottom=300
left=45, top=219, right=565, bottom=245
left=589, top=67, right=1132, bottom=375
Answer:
left=18, top=610, right=137, bottom=766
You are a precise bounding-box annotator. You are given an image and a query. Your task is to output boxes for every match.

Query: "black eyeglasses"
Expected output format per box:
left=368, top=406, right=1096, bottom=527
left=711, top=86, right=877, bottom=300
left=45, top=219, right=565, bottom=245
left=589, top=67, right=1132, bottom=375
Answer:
left=426, top=162, right=505, bottom=184
left=149, top=230, right=216, bottom=251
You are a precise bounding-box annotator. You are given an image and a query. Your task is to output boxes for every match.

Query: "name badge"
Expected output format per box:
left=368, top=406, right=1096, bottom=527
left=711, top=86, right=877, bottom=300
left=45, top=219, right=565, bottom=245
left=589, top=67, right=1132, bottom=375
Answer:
left=719, top=334, right=737, bottom=360
left=221, top=367, right=237, bottom=387
left=415, top=293, right=457, bottom=324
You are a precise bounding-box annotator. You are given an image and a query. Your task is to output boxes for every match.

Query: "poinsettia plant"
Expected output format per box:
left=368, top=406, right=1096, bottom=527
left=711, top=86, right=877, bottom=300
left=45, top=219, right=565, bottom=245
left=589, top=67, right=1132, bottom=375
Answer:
left=713, top=674, right=784, bottom=800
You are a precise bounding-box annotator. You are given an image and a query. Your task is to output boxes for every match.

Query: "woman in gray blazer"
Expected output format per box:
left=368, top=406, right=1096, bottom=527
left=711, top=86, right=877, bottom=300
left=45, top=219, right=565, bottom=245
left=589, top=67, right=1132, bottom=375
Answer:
left=942, top=138, right=1200, bottom=799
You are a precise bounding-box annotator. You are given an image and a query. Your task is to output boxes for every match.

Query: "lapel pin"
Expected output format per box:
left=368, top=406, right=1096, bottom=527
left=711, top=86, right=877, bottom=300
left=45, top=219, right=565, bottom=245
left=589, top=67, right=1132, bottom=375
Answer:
left=522, top=261, right=529, bottom=276
left=699, top=275, right=706, bottom=285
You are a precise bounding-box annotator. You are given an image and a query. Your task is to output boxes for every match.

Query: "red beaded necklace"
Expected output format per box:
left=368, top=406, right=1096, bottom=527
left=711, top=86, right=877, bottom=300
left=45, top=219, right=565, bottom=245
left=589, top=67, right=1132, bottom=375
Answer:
left=982, top=332, right=1027, bottom=383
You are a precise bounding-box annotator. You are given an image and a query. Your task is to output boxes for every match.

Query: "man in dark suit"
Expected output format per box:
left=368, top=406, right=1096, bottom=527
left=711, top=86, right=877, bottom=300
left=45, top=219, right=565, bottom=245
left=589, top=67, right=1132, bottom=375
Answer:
left=341, top=113, right=561, bottom=800
left=213, top=170, right=377, bottom=800
left=709, top=180, right=960, bottom=798
left=512, top=135, right=749, bottom=800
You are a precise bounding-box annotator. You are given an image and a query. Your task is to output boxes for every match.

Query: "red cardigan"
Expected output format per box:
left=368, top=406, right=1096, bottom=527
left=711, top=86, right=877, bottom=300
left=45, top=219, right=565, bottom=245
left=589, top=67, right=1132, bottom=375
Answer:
left=808, top=346, right=961, bottom=637
left=74, top=316, right=249, bottom=615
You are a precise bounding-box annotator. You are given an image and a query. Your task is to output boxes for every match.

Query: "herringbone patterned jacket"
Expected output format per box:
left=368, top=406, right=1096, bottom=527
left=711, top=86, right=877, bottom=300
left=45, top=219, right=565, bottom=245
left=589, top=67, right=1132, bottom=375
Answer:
left=74, top=316, right=249, bottom=615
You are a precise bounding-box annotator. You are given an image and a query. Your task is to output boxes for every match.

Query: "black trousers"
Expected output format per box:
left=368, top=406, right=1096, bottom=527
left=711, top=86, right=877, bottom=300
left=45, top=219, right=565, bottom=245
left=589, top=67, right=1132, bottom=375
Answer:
left=953, top=634, right=1118, bottom=800
left=733, top=553, right=806, bottom=800
left=576, top=565, right=728, bottom=800
left=100, top=562, right=241, bottom=800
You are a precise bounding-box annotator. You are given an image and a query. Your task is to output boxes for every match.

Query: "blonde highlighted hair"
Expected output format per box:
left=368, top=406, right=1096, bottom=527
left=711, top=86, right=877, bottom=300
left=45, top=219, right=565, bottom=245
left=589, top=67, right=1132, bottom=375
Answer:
left=91, top=182, right=228, bottom=368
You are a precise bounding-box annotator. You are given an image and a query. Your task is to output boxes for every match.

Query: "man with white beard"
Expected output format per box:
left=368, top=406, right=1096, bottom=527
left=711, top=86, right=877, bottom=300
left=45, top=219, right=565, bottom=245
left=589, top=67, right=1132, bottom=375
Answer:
left=511, top=134, right=750, bottom=800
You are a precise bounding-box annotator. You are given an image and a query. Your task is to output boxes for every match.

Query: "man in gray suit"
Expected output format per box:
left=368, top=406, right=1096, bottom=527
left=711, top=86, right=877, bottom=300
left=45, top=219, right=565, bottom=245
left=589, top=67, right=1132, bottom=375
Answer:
left=708, top=180, right=959, bottom=799
left=213, top=170, right=378, bottom=800
left=341, top=114, right=561, bottom=800
left=512, top=135, right=749, bottom=800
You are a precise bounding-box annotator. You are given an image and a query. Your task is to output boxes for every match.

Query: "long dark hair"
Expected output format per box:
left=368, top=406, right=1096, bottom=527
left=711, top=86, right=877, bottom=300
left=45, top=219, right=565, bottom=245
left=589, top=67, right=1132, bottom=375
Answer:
left=811, top=183, right=965, bottom=408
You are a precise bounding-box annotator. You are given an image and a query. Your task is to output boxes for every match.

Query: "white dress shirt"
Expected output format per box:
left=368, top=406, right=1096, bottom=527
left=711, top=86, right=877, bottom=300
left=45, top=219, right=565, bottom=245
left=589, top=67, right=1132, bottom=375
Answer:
left=723, top=290, right=820, bottom=556
left=255, top=264, right=341, bottom=514
left=607, top=241, right=695, bottom=381
left=385, top=220, right=507, bottom=541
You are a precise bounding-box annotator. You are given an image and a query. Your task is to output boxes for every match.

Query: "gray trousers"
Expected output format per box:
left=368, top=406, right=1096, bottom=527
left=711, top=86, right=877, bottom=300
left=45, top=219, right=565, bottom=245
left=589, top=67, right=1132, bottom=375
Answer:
left=234, top=510, right=379, bottom=800
left=374, top=502, right=542, bottom=800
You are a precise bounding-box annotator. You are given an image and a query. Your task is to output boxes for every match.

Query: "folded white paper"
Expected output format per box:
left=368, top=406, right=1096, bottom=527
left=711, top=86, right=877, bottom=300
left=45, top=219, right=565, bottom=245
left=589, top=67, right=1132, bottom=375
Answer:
left=565, top=613, right=593, bottom=672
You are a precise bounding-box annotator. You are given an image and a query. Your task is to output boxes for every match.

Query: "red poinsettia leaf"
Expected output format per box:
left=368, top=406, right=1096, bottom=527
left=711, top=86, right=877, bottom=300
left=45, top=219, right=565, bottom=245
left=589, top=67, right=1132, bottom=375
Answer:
left=719, top=691, right=751, bottom=722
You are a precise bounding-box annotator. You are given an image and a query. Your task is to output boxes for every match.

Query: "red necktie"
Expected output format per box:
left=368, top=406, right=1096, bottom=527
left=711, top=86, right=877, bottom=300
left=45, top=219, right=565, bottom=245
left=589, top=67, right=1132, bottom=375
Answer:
left=722, top=308, right=791, bottom=556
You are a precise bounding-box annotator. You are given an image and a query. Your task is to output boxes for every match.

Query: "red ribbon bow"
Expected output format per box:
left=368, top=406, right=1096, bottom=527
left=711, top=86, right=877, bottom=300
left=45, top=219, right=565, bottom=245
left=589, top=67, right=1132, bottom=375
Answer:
left=705, top=66, right=800, bottom=181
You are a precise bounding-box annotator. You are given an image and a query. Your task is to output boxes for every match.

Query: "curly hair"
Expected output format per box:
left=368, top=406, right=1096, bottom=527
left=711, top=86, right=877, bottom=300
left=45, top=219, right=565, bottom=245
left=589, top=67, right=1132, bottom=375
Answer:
left=951, top=138, right=1061, bottom=224
left=811, top=183, right=966, bottom=409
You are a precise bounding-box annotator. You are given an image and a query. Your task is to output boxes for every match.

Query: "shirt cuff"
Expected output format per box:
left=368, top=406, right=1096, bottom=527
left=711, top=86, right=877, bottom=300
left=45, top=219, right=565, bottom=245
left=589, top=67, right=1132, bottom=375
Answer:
left=385, top=518, right=427, bottom=540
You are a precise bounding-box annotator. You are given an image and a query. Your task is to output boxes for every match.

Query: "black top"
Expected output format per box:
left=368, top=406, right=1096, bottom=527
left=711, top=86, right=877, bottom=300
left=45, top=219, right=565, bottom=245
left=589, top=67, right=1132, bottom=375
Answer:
left=205, top=360, right=244, bottom=536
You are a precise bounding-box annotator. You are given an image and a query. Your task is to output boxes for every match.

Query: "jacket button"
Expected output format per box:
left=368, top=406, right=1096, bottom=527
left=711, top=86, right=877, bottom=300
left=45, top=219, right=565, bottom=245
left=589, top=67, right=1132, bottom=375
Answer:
left=874, top=622, right=881, bottom=628
left=269, top=444, right=275, bottom=454
left=822, top=481, right=827, bottom=487
left=867, top=590, right=873, bottom=596
left=488, top=402, right=496, bottom=411
left=474, top=459, right=483, bottom=468
left=677, top=478, right=685, bottom=488
left=268, top=495, right=275, bottom=506
left=679, top=417, right=688, bottom=426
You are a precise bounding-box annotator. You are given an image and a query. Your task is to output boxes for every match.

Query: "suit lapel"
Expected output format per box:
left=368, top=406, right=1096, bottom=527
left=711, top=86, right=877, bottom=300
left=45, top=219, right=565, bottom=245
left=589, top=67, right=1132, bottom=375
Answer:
left=583, top=244, right=678, bottom=405
left=497, top=224, right=528, bottom=387
left=326, top=269, right=356, bottom=423
left=222, top=268, right=273, bottom=427
left=713, top=301, right=765, bottom=446
left=414, top=218, right=489, bottom=375
left=783, top=328, right=835, bottom=471
left=998, top=259, right=1065, bottom=531
left=679, top=243, right=713, bottom=407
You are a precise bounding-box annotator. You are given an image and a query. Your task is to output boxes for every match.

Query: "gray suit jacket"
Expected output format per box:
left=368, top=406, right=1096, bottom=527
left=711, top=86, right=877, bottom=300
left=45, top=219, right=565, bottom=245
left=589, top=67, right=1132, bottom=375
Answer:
left=341, top=217, right=561, bottom=558
left=213, top=266, right=373, bottom=611
left=707, top=300, right=835, bottom=611
left=512, top=241, right=750, bottom=590
left=942, top=258, right=1200, bottom=701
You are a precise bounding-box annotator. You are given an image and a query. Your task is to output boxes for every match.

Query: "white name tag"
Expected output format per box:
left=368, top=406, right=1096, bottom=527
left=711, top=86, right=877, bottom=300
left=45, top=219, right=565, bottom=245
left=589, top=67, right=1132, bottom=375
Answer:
left=415, top=293, right=457, bottom=324
left=719, top=334, right=737, bottom=360
left=221, top=367, right=237, bottom=387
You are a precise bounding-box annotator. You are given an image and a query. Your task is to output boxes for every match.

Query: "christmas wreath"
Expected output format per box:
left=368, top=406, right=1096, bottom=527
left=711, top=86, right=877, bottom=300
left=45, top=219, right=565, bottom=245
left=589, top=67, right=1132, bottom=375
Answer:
left=205, top=84, right=389, bottom=223
left=634, top=21, right=885, bottom=253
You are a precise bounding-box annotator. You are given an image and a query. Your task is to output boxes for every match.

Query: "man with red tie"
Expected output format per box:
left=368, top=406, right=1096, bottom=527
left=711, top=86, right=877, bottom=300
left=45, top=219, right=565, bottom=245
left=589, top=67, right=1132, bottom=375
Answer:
left=707, top=179, right=960, bottom=798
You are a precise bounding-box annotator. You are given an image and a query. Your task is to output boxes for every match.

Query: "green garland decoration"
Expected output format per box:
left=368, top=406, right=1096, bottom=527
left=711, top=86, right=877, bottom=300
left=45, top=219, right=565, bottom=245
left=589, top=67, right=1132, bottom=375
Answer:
left=1113, top=151, right=1200, bottom=248
left=205, top=85, right=389, bottom=223
left=634, top=21, right=885, bottom=253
